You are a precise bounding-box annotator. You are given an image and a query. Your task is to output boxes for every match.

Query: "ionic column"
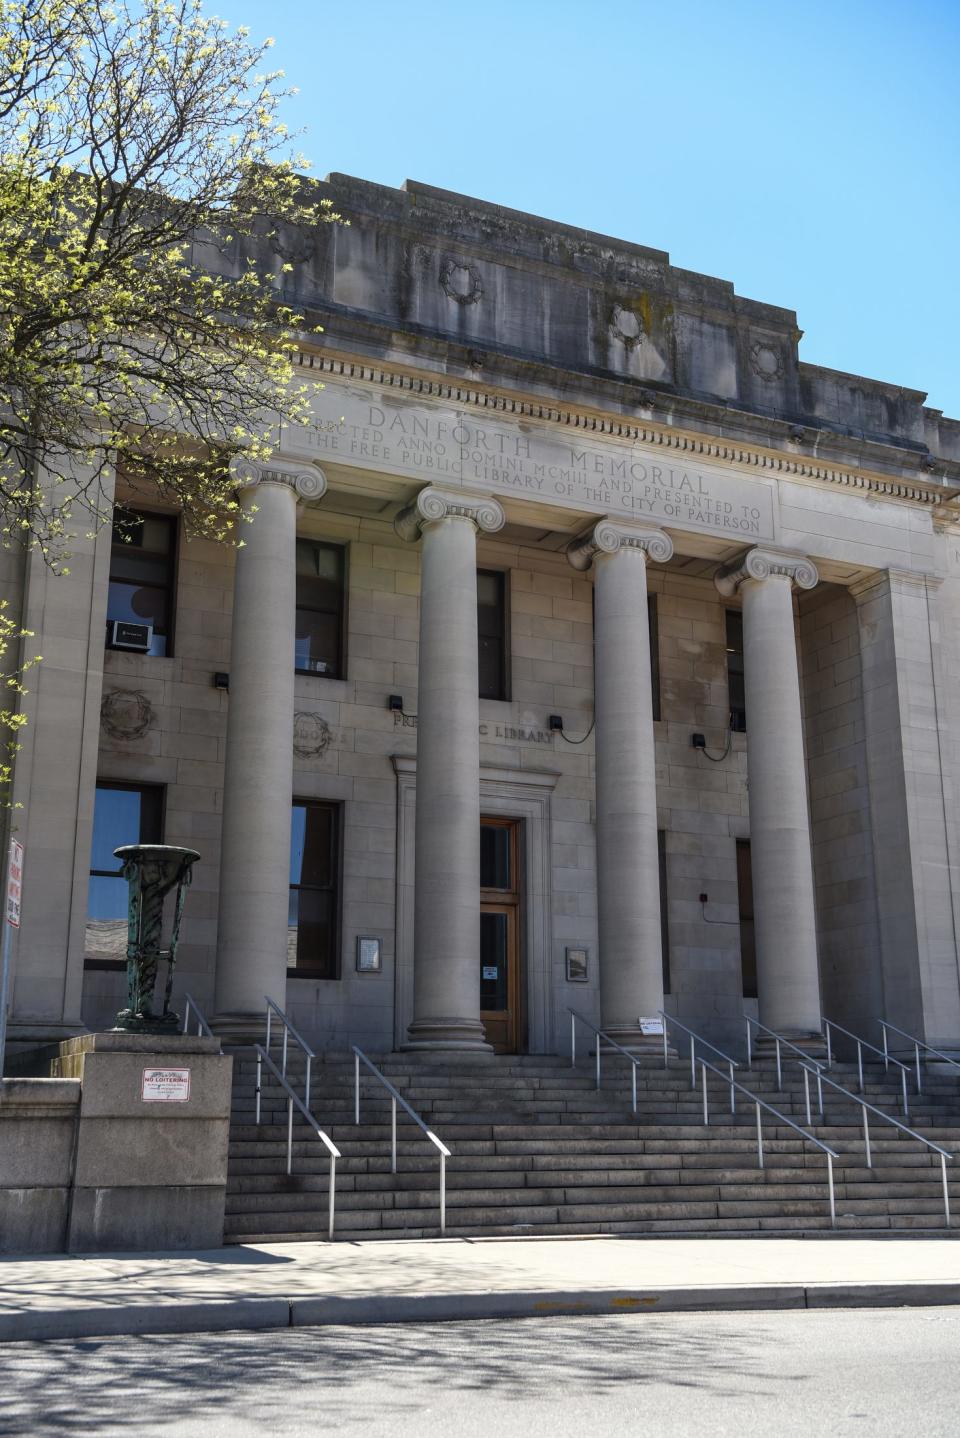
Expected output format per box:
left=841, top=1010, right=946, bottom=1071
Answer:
left=214, top=457, right=327, bottom=1027
left=716, top=547, right=821, bottom=1038
left=395, top=487, right=505, bottom=1053
left=568, top=518, right=673, bottom=1048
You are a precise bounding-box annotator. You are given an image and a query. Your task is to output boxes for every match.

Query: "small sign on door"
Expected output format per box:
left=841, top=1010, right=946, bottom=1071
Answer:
left=141, top=1067, right=191, bottom=1103
left=482, top=966, right=499, bottom=980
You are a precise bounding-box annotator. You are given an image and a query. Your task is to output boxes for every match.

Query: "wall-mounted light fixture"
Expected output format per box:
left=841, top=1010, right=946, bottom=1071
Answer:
left=548, top=715, right=564, bottom=733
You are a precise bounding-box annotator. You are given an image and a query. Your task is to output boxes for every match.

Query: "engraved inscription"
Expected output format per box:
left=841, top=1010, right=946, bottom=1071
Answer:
left=287, top=381, right=777, bottom=541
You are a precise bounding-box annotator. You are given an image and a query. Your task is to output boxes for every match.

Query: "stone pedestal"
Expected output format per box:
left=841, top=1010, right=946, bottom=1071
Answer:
left=568, top=519, right=673, bottom=1050
left=53, top=1032, right=232, bottom=1252
left=395, top=487, right=505, bottom=1054
left=717, top=547, right=822, bottom=1040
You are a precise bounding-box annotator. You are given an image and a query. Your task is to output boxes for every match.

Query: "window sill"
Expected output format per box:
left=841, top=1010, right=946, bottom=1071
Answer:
left=287, top=970, right=340, bottom=981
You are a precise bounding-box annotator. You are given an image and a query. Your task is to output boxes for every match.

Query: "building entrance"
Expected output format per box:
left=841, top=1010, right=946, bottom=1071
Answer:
left=480, top=817, right=523, bottom=1053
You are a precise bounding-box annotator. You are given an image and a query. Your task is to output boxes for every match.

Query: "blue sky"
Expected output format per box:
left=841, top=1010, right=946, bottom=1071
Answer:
left=229, top=0, right=960, bottom=416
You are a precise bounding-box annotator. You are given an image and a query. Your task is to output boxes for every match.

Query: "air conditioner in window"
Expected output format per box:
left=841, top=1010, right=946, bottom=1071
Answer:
left=106, top=620, right=153, bottom=652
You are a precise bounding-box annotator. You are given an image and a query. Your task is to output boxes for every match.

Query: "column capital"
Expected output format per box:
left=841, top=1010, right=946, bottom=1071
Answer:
left=394, top=486, right=505, bottom=543
left=229, top=455, right=327, bottom=503
left=566, top=517, right=673, bottom=572
left=714, top=546, right=818, bottom=597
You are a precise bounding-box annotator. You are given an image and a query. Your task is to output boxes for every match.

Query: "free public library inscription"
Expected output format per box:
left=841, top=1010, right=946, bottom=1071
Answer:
left=285, top=381, right=777, bottom=541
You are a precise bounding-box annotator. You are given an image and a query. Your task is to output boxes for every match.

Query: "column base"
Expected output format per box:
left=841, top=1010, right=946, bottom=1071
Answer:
left=401, top=1016, right=494, bottom=1057
left=600, top=1024, right=670, bottom=1056
left=209, top=1012, right=268, bottom=1046
left=755, top=1029, right=826, bottom=1061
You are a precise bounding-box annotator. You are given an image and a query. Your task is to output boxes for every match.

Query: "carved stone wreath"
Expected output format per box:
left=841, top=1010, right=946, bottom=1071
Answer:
left=749, top=341, right=784, bottom=382
left=440, top=258, right=483, bottom=305
left=610, top=303, right=644, bottom=348
left=293, top=712, right=333, bottom=760
left=101, top=690, right=154, bottom=741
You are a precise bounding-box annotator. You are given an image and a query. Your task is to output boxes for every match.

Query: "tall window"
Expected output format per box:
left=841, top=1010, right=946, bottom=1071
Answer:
left=106, top=508, right=177, bottom=656
left=478, top=569, right=508, bottom=700
left=288, top=800, right=341, bottom=978
left=736, top=839, right=757, bottom=998
left=725, top=610, right=746, bottom=732
left=649, top=593, right=661, bottom=722
left=86, top=782, right=164, bottom=965
left=295, top=540, right=346, bottom=677
left=659, top=828, right=670, bottom=995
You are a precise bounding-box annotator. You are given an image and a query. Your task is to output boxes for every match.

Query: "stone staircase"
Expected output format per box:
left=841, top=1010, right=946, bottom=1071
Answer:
left=224, top=1049, right=960, bottom=1243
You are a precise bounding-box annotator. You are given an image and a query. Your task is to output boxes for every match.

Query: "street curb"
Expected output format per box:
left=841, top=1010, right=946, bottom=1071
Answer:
left=4, top=1280, right=960, bottom=1342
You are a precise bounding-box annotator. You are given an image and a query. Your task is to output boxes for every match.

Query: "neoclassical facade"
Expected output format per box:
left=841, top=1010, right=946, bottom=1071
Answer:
left=4, top=175, right=960, bottom=1063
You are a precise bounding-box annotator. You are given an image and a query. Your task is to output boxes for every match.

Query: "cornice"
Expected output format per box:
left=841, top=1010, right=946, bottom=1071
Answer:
left=295, top=348, right=958, bottom=510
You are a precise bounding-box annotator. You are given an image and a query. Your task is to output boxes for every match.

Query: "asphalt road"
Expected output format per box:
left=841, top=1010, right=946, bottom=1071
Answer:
left=1, top=1306, right=957, bottom=1437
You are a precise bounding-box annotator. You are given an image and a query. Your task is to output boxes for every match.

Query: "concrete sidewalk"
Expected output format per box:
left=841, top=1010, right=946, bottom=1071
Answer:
left=3, top=1235, right=960, bottom=1343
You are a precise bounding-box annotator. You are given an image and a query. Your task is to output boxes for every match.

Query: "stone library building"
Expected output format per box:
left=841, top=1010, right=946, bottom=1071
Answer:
left=5, top=173, right=960, bottom=1071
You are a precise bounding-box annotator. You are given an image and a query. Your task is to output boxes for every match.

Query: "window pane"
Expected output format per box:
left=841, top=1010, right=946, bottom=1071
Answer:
left=649, top=593, right=661, bottom=723
left=107, top=581, right=169, bottom=654
left=290, top=805, right=307, bottom=885
left=659, top=828, right=670, bottom=995
left=301, top=805, right=335, bottom=887
left=86, top=874, right=129, bottom=961
left=477, top=570, right=506, bottom=699
left=478, top=636, right=503, bottom=701
left=480, top=911, right=509, bottom=1011
left=296, top=541, right=341, bottom=583
left=295, top=610, right=340, bottom=674
left=90, top=787, right=142, bottom=872
left=726, top=610, right=746, bottom=732
left=737, top=839, right=757, bottom=998
left=480, top=824, right=511, bottom=890
left=288, top=888, right=336, bottom=976
left=290, top=804, right=337, bottom=888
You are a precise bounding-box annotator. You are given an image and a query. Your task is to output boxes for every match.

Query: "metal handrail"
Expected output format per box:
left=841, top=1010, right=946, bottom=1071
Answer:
left=264, top=994, right=316, bottom=1112
left=798, top=1060, right=952, bottom=1227
left=659, top=1011, right=738, bottom=1099
left=879, top=1020, right=960, bottom=1095
left=182, top=992, right=214, bottom=1039
left=568, top=1008, right=642, bottom=1113
left=823, top=1016, right=912, bottom=1115
left=744, top=1015, right=824, bottom=1090
left=253, top=1043, right=340, bottom=1240
left=352, top=1046, right=451, bottom=1235
left=696, top=1055, right=838, bottom=1227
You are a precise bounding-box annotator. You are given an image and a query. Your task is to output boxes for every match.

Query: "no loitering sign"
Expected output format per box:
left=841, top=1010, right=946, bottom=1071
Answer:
left=141, top=1067, right=192, bottom=1103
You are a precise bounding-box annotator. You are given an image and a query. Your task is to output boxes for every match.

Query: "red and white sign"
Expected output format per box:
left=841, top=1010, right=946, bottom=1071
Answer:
left=6, top=839, right=24, bottom=928
left=141, top=1067, right=191, bottom=1103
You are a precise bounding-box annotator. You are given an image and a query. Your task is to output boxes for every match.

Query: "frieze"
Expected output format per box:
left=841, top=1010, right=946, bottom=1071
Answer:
left=288, top=379, right=777, bottom=542
left=292, top=352, right=952, bottom=505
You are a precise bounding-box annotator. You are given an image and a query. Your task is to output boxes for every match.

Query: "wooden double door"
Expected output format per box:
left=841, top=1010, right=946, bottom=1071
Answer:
left=480, top=817, right=523, bottom=1054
